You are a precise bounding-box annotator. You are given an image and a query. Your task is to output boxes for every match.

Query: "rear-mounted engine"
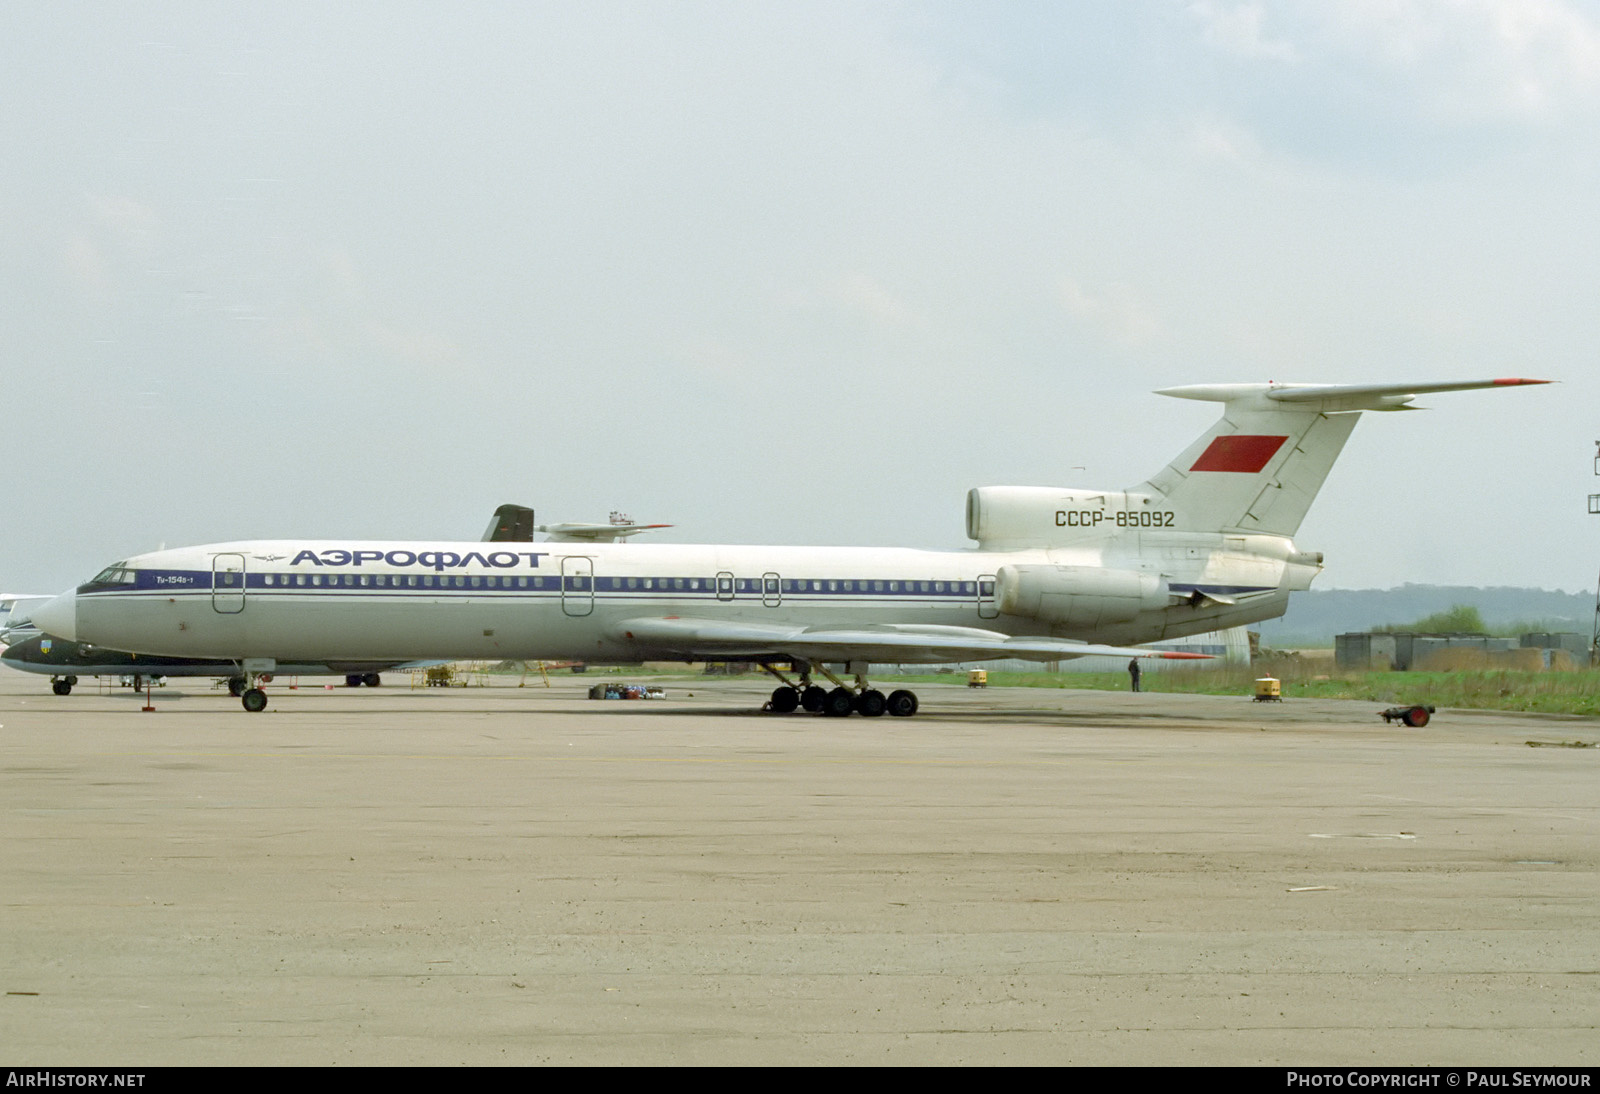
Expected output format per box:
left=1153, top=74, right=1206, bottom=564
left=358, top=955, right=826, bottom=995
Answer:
left=996, top=565, right=1166, bottom=628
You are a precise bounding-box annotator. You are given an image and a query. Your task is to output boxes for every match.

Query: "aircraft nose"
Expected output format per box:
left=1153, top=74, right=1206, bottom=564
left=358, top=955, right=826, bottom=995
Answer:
left=29, top=592, right=77, bottom=641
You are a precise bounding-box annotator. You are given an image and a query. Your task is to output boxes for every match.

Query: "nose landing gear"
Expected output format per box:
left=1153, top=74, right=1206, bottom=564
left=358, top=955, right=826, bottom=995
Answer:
left=235, top=662, right=276, bottom=712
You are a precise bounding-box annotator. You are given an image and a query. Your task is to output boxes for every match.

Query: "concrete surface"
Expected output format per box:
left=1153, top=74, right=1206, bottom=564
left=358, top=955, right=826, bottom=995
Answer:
left=1, top=667, right=1596, bottom=1065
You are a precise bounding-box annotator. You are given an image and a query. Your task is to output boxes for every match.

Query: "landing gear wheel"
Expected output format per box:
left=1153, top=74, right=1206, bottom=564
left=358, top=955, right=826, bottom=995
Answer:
left=345, top=674, right=362, bottom=687
left=65, top=676, right=78, bottom=686
left=854, top=689, right=887, bottom=717
left=227, top=676, right=246, bottom=697
left=1404, top=705, right=1430, bottom=727
left=822, top=687, right=855, bottom=717
left=52, top=679, right=72, bottom=696
left=886, top=690, right=919, bottom=717
left=362, top=673, right=382, bottom=687
left=769, top=686, right=800, bottom=714
left=241, top=688, right=268, bottom=713
left=800, top=686, right=827, bottom=713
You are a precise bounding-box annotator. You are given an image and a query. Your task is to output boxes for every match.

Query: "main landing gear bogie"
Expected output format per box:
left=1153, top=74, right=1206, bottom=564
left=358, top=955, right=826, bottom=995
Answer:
left=764, top=668, right=921, bottom=719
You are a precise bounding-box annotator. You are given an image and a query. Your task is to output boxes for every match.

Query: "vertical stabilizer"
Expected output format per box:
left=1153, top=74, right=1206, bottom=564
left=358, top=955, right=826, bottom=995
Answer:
left=483, top=504, right=536, bottom=542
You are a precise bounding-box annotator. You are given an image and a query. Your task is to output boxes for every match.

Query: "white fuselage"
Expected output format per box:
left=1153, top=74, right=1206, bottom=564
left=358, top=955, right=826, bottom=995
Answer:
left=54, top=534, right=1310, bottom=664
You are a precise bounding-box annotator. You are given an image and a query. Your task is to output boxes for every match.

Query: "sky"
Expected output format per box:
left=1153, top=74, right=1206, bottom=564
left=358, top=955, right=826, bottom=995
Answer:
left=3, top=1, right=1597, bottom=593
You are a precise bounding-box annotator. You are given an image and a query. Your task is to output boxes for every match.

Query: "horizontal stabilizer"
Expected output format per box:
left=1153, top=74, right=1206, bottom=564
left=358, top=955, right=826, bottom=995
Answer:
left=540, top=522, right=673, bottom=542
left=1156, top=378, right=1551, bottom=413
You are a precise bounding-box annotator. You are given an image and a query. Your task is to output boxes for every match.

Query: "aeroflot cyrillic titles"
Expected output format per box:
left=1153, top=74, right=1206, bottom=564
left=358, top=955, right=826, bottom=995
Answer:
left=32, top=378, right=1549, bottom=715
left=288, top=549, right=550, bottom=569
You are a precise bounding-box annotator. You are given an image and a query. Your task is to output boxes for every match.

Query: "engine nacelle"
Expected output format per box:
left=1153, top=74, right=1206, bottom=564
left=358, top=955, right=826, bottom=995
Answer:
left=996, top=565, right=1167, bottom=629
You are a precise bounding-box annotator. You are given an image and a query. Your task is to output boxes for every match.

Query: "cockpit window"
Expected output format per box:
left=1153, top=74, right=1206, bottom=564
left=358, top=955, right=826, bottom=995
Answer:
left=88, top=563, right=138, bottom=586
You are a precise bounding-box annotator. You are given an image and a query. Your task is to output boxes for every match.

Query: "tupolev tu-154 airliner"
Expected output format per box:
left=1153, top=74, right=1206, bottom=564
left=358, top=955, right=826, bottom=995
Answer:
left=31, top=379, right=1548, bottom=714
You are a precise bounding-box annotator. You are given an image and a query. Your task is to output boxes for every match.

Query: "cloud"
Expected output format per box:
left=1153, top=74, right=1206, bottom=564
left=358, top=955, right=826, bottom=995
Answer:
left=1060, top=278, right=1161, bottom=348
left=1189, top=2, right=1299, bottom=62
left=1312, top=0, right=1600, bottom=125
left=59, top=193, right=161, bottom=301
left=831, top=271, right=925, bottom=330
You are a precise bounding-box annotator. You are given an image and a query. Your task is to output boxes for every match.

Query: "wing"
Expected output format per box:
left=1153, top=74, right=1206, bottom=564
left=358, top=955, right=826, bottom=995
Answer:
left=609, top=616, right=1210, bottom=664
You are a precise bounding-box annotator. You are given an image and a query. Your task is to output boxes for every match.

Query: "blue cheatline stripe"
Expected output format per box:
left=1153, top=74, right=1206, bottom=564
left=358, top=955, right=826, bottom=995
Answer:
left=89, top=569, right=1274, bottom=601
left=116, top=569, right=995, bottom=598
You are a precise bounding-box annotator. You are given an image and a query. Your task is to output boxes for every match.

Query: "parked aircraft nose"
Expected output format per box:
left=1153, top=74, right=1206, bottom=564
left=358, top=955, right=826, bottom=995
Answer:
left=29, top=592, right=77, bottom=642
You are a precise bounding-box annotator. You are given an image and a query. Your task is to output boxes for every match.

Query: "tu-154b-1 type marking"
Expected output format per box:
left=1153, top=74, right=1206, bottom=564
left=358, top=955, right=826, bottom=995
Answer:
left=30, top=379, right=1549, bottom=714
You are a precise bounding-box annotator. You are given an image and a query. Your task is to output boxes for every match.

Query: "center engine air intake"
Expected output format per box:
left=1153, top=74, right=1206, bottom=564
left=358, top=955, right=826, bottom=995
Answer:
left=996, top=565, right=1166, bottom=629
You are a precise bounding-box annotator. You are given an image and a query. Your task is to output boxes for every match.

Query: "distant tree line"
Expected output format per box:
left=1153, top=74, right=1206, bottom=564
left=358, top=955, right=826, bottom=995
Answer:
left=1370, top=603, right=1577, bottom=636
left=1255, top=585, right=1592, bottom=647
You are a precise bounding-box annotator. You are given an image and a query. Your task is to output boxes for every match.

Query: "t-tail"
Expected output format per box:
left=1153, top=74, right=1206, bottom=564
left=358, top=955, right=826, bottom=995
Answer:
left=1133, top=379, right=1551, bottom=536
left=964, top=379, right=1549, bottom=550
